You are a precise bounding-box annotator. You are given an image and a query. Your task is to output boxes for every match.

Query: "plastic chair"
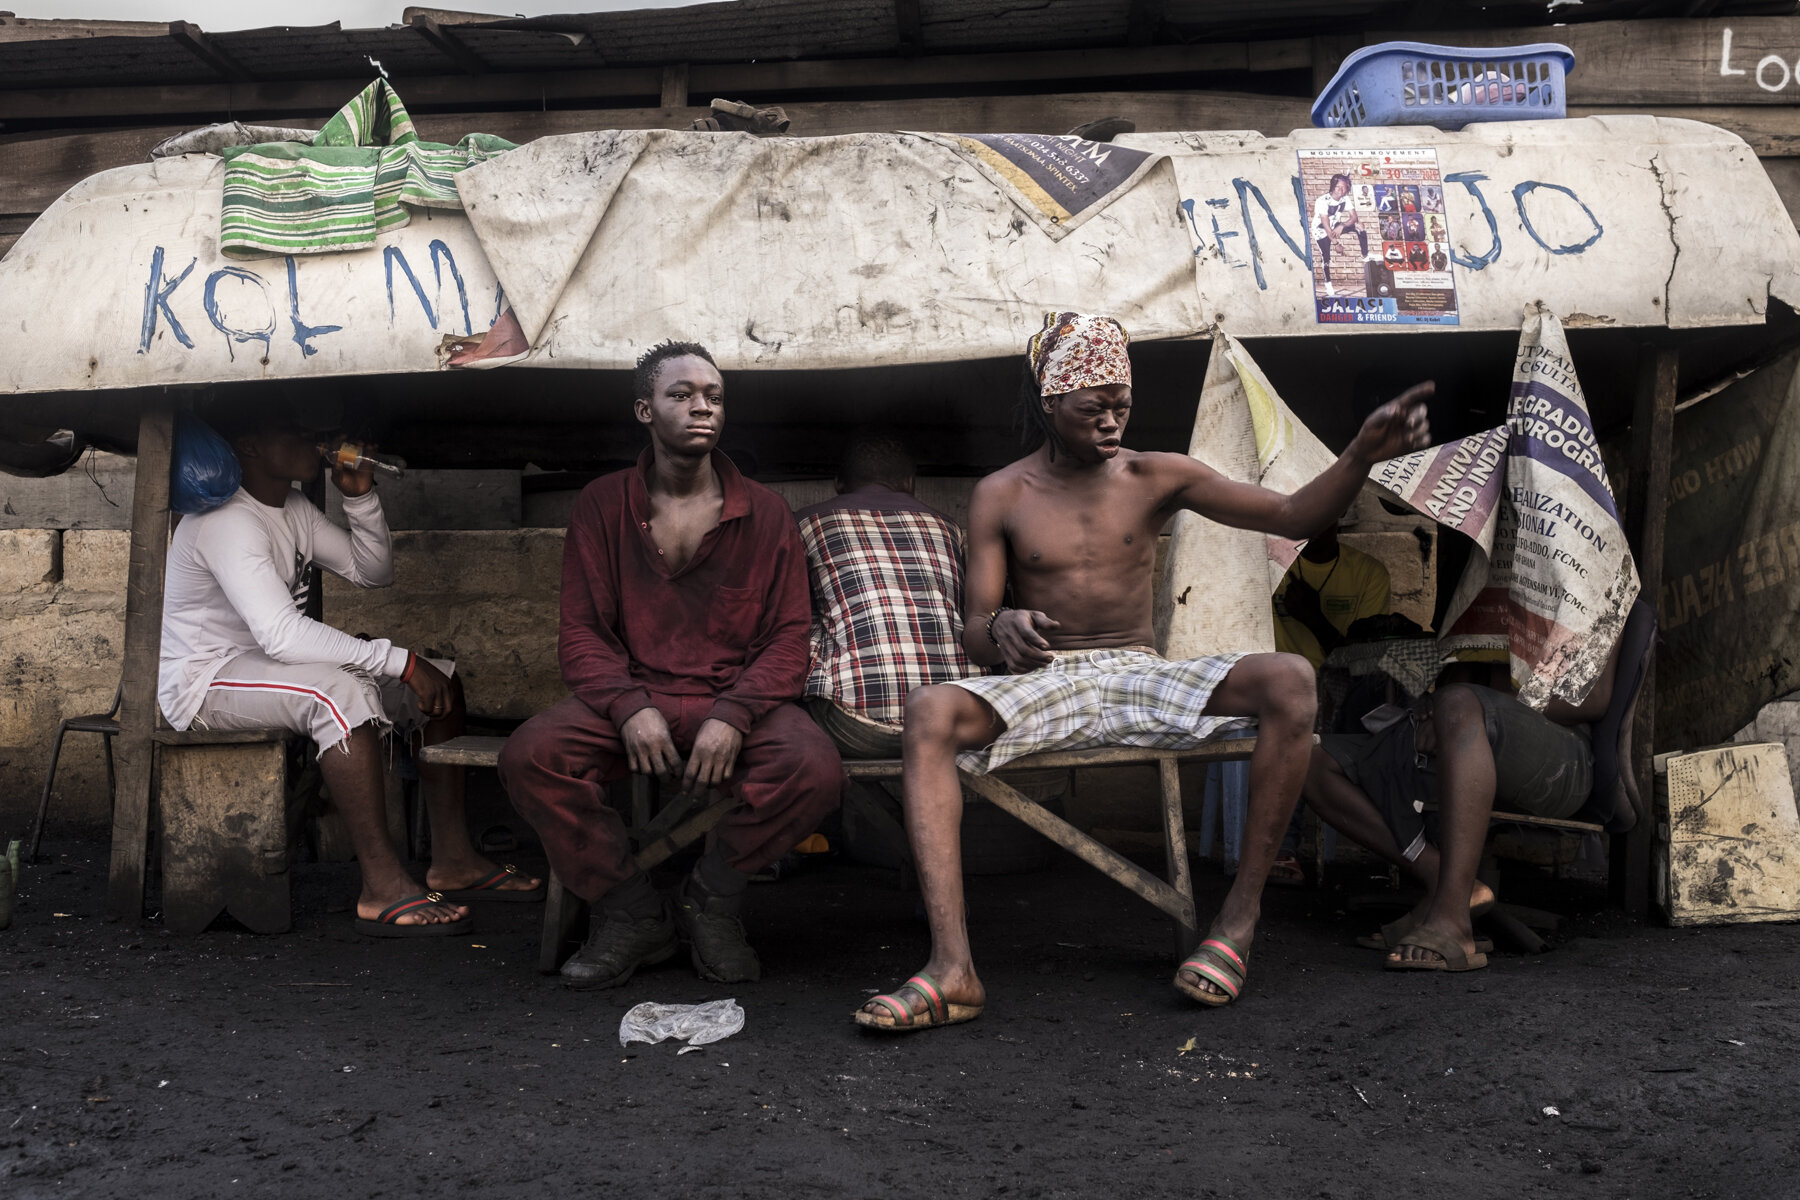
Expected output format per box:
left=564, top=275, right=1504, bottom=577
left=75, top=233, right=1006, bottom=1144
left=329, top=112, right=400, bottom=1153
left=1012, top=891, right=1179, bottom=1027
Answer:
left=28, top=682, right=120, bottom=862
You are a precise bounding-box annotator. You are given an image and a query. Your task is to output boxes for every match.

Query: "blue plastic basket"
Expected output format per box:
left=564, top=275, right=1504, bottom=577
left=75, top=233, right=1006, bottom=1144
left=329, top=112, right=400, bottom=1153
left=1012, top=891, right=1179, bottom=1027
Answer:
left=1312, top=41, right=1575, bottom=131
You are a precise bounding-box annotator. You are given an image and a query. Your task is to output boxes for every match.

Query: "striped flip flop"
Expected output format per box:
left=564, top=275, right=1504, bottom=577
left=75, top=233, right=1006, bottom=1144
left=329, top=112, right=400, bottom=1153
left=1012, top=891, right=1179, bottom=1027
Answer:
left=437, top=863, right=545, bottom=903
left=353, top=892, right=473, bottom=938
left=853, top=972, right=983, bottom=1033
left=1174, top=935, right=1248, bottom=1007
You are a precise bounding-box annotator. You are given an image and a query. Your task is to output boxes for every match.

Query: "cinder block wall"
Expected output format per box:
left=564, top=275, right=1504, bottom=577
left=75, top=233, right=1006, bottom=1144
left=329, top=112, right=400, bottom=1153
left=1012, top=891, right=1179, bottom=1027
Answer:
left=1, top=528, right=129, bottom=836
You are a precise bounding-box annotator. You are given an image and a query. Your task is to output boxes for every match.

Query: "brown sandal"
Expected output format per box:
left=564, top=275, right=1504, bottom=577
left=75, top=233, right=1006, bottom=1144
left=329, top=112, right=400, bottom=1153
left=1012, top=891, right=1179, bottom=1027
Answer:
left=1384, top=926, right=1488, bottom=972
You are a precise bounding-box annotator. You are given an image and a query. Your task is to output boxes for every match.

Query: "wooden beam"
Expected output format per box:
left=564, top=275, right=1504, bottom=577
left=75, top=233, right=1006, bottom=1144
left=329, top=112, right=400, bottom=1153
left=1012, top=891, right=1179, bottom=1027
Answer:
left=895, top=0, right=923, bottom=56
left=660, top=62, right=688, bottom=110
left=1615, top=345, right=1678, bottom=918
left=106, top=395, right=174, bottom=922
left=167, top=21, right=254, bottom=84
left=0, top=15, right=170, bottom=41
left=1127, top=0, right=1168, bottom=48
left=408, top=14, right=489, bottom=76
left=0, top=42, right=1306, bottom=122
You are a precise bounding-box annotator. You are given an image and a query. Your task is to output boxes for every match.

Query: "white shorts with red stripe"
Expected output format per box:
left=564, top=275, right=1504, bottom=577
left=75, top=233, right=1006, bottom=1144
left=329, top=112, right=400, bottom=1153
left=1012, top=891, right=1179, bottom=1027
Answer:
left=193, top=650, right=442, bottom=756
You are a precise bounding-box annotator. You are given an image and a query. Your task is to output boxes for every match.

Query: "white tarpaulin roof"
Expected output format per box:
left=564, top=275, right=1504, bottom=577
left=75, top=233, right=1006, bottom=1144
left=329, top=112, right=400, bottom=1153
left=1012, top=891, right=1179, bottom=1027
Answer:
left=3, top=116, right=1797, bottom=395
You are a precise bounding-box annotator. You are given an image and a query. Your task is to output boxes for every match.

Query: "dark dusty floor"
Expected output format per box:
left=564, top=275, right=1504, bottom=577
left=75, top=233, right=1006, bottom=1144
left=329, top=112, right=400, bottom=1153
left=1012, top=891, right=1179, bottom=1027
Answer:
left=3, top=838, right=1798, bottom=1200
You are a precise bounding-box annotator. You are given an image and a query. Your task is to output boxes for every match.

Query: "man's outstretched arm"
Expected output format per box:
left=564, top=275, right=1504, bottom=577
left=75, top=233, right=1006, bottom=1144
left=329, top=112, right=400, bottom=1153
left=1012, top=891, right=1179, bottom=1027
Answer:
left=1170, top=384, right=1433, bottom=539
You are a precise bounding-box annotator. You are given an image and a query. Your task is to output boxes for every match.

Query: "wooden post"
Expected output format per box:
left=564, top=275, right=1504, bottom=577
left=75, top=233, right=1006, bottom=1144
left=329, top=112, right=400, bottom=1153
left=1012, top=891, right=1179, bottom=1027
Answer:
left=660, top=63, right=689, bottom=110
left=1615, top=346, right=1678, bottom=917
left=106, top=396, right=175, bottom=920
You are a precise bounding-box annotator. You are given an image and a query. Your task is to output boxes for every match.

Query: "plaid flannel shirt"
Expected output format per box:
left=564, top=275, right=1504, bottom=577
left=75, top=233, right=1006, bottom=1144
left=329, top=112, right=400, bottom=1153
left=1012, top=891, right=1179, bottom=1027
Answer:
left=797, top=500, right=975, bottom=724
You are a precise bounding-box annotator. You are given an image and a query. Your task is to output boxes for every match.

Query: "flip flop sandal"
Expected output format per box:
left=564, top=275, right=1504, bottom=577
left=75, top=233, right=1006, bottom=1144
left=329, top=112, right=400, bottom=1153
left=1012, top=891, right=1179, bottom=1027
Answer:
left=437, top=864, right=545, bottom=903
left=353, top=892, right=473, bottom=938
left=853, top=973, right=983, bottom=1033
left=1356, top=915, right=1493, bottom=954
left=1384, top=925, right=1488, bottom=972
left=1267, top=856, right=1308, bottom=888
left=1174, top=935, right=1248, bottom=1007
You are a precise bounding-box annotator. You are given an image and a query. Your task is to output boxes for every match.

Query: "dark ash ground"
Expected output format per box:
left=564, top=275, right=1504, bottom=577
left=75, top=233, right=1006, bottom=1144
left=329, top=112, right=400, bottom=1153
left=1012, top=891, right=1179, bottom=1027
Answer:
left=4, top=840, right=1796, bottom=1199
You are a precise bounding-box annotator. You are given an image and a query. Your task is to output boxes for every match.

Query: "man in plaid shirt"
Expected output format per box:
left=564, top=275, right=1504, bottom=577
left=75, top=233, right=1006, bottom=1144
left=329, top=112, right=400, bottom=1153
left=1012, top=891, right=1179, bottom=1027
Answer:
left=795, top=435, right=976, bottom=757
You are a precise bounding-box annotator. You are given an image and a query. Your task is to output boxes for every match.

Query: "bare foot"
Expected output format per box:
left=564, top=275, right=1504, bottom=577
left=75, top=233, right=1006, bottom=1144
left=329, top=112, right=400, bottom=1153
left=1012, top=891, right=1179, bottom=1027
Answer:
left=1367, top=879, right=1496, bottom=948
left=425, top=858, right=543, bottom=894
left=856, top=962, right=985, bottom=1027
left=1387, top=918, right=1480, bottom=967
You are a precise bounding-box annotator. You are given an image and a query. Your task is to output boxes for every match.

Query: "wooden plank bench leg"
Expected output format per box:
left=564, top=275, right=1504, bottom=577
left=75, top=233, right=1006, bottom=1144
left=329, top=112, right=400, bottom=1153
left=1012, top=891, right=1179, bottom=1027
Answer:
left=539, top=873, right=589, bottom=975
left=958, top=770, right=1195, bottom=939
left=1160, top=757, right=1199, bottom=959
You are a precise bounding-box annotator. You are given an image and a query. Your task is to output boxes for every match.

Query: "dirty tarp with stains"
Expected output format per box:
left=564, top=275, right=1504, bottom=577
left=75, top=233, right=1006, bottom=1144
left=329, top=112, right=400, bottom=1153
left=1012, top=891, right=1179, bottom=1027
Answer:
left=1658, top=346, right=1800, bottom=748
left=3, top=118, right=1800, bottom=394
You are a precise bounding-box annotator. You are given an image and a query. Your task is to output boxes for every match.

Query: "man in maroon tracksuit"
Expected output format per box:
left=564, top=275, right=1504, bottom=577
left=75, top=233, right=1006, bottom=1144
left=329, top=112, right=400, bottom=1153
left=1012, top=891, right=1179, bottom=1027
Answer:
left=500, top=340, right=841, bottom=989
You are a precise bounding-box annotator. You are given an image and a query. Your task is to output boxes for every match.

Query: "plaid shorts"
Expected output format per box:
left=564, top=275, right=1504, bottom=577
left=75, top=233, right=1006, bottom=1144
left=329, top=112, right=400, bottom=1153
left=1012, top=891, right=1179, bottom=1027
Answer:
left=948, top=648, right=1254, bottom=774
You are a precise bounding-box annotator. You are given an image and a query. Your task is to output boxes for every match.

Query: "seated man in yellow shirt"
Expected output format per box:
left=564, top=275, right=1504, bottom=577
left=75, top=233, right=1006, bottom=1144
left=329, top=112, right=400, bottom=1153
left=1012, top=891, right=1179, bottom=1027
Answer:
left=1273, top=521, right=1391, bottom=668
left=1262, top=520, right=1392, bottom=883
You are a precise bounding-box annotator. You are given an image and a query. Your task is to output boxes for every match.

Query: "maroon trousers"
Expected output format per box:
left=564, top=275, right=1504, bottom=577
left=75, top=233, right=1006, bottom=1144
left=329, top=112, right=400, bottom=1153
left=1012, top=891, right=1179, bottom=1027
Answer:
left=499, top=694, right=842, bottom=903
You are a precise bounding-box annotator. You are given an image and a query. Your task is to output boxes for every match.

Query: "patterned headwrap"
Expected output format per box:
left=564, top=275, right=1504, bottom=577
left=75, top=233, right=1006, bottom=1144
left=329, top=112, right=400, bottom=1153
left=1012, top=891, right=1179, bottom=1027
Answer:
left=1027, top=311, right=1132, bottom=397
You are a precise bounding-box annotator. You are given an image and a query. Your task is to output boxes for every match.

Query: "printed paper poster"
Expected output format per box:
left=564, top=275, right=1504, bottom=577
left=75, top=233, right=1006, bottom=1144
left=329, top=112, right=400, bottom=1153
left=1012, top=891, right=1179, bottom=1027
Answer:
left=1298, top=147, right=1458, bottom=327
left=1369, top=307, right=1639, bottom=708
left=918, top=132, right=1164, bottom=241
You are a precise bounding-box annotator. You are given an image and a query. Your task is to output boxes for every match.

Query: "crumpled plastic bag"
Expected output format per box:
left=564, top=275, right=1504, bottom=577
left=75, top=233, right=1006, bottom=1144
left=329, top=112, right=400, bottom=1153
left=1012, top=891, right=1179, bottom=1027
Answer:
left=619, top=999, right=744, bottom=1052
left=170, top=413, right=242, bottom=515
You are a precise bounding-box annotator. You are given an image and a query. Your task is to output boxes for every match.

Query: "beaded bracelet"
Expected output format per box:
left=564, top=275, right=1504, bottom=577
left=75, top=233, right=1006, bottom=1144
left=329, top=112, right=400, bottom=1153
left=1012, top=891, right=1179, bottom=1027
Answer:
left=985, top=607, right=1012, bottom=646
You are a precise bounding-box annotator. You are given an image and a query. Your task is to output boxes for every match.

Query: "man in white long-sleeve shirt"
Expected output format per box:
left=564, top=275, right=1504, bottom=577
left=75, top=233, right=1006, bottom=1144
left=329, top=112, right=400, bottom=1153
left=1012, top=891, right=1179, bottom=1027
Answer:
left=159, top=404, right=541, bottom=935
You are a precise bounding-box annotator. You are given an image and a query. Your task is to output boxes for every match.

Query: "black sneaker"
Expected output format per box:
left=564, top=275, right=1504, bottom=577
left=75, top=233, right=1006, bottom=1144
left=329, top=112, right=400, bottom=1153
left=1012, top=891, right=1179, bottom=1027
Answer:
left=673, top=887, right=762, bottom=983
left=560, top=906, right=678, bottom=990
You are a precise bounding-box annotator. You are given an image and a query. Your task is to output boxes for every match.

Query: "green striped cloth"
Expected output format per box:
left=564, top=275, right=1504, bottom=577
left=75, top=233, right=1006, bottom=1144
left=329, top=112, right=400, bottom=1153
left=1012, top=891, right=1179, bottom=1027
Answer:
left=219, top=79, right=514, bottom=259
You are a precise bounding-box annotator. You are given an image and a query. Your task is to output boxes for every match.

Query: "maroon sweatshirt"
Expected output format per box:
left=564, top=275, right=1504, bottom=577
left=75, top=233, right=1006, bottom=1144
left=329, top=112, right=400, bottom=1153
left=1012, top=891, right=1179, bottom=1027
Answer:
left=559, top=448, right=811, bottom=734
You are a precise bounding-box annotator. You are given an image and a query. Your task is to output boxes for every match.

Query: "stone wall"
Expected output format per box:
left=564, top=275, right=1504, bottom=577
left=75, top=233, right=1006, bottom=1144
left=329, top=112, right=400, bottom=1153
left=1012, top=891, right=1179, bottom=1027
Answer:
left=322, top=529, right=567, bottom=723
left=1, top=528, right=129, bottom=835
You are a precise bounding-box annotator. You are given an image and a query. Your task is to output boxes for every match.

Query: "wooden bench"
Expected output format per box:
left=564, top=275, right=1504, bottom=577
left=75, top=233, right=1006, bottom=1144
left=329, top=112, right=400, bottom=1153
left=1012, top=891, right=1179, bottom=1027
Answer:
left=420, top=733, right=1260, bottom=970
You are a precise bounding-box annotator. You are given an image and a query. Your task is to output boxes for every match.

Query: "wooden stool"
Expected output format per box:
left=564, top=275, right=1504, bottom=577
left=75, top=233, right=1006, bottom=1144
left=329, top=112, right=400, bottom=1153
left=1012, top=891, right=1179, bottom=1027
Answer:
left=154, top=728, right=294, bottom=935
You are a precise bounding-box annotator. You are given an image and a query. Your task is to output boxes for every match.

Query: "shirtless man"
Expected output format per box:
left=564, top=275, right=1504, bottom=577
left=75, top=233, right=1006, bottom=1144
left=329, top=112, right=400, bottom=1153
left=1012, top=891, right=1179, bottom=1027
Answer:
left=854, top=312, right=1430, bottom=1030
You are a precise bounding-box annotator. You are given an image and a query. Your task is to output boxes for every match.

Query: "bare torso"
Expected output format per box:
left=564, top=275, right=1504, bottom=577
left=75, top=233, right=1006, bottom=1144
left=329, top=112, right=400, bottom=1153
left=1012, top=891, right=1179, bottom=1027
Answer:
left=983, top=448, right=1185, bottom=650
left=645, top=478, right=724, bottom=573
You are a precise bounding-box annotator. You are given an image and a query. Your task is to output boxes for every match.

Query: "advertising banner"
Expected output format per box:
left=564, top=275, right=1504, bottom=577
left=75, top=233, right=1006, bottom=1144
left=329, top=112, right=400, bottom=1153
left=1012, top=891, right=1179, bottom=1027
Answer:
left=1297, top=146, right=1459, bottom=327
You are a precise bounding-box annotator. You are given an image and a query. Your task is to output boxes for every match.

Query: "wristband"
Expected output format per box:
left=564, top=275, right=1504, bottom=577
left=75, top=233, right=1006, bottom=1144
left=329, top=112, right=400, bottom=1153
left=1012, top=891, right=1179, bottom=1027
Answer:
left=985, top=607, right=1012, bottom=646
left=401, top=652, right=417, bottom=684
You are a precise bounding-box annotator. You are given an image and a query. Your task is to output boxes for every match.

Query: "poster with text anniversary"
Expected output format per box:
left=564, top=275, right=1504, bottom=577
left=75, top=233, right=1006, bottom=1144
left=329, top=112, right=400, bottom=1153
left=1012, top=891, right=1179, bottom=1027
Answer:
left=1297, top=147, right=1458, bottom=327
left=1372, top=307, right=1638, bottom=709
